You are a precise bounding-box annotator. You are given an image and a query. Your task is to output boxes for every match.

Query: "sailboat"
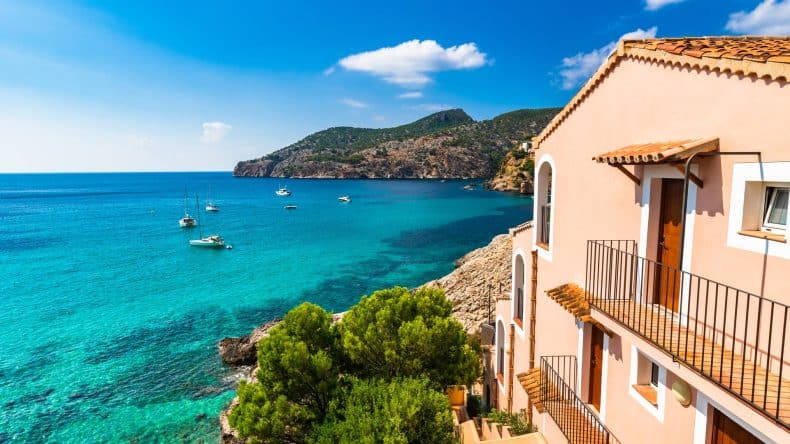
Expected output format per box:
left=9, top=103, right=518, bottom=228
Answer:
left=275, top=185, right=291, bottom=196
left=205, top=185, right=219, bottom=212
left=179, top=190, right=197, bottom=228
left=190, top=195, right=225, bottom=248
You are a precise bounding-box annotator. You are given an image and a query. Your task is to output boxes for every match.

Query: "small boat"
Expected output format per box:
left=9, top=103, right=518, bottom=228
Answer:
left=463, top=184, right=475, bottom=190
left=284, top=204, right=298, bottom=210
left=190, top=195, right=226, bottom=248
left=275, top=186, right=291, bottom=197
left=179, top=191, right=197, bottom=227
left=179, top=215, right=197, bottom=228
left=338, top=196, right=351, bottom=203
left=189, top=235, right=225, bottom=248
left=205, top=185, right=219, bottom=212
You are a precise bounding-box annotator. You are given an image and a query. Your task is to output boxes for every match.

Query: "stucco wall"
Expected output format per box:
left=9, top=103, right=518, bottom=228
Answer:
left=504, top=55, right=789, bottom=443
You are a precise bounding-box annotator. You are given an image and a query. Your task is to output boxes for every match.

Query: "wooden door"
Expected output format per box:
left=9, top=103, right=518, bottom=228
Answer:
left=710, top=409, right=762, bottom=444
left=588, top=325, right=604, bottom=411
left=655, top=179, right=684, bottom=312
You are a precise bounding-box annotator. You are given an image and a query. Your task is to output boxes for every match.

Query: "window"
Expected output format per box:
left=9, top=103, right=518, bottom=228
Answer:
left=496, top=320, right=505, bottom=382
left=513, top=254, right=525, bottom=326
left=536, top=161, right=553, bottom=249
left=762, top=186, right=788, bottom=233
left=631, top=350, right=663, bottom=408
left=650, top=362, right=660, bottom=387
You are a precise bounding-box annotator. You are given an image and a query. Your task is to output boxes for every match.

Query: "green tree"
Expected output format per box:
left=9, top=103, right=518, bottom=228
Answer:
left=308, top=377, right=455, bottom=444
left=229, top=303, right=339, bottom=443
left=339, top=286, right=480, bottom=388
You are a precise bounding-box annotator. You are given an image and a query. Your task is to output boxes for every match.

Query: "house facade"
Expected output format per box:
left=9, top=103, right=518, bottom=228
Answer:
left=484, top=37, right=790, bottom=444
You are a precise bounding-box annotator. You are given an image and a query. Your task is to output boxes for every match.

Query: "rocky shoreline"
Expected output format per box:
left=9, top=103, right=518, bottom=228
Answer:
left=216, top=232, right=511, bottom=442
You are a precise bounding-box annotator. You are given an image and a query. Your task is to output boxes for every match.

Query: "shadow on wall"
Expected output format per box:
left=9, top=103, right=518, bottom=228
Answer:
left=695, top=157, right=724, bottom=217
left=608, top=334, right=623, bottom=363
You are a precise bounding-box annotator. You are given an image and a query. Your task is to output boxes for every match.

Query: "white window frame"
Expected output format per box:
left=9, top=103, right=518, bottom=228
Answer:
left=761, top=185, right=789, bottom=233
left=728, top=162, right=790, bottom=258
left=628, top=345, right=666, bottom=422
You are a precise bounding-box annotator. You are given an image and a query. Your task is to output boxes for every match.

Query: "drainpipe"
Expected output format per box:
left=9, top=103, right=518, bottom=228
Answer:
left=527, top=249, right=538, bottom=424
left=678, top=151, right=761, bottom=270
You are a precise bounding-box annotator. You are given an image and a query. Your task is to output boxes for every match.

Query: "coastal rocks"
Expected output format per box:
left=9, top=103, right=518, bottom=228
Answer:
left=218, top=319, right=281, bottom=366
left=422, top=233, right=512, bottom=333
left=485, top=149, right=534, bottom=194
left=220, top=399, right=244, bottom=444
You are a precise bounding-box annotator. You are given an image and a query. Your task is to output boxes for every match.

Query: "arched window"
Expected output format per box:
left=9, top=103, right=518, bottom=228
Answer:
left=496, top=320, right=505, bottom=379
left=514, top=254, right=525, bottom=325
left=536, top=160, right=553, bottom=248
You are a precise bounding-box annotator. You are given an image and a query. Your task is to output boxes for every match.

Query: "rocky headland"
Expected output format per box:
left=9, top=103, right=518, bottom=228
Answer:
left=217, top=232, right=512, bottom=442
left=233, top=108, right=559, bottom=181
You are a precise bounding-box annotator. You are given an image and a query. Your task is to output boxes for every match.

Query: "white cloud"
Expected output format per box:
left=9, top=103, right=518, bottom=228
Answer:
left=323, top=66, right=335, bottom=76
left=645, top=0, right=685, bottom=11
left=726, top=0, right=790, bottom=35
left=200, top=121, right=232, bottom=144
left=559, top=27, right=658, bottom=90
left=414, top=103, right=453, bottom=112
left=339, top=98, right=368, bottom=108
left=396, top=91, right=423, bottom=99
left=337, top=39, right=488, bottom=87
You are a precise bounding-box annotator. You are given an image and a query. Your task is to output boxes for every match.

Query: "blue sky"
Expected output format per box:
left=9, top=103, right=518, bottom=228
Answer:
left=1, top=0, right=788, bottom=172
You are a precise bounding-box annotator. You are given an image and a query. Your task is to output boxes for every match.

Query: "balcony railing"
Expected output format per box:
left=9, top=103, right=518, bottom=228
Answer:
left=586, top=240, right=790, bottom=428
left=541, top=355, right=620, bottom=444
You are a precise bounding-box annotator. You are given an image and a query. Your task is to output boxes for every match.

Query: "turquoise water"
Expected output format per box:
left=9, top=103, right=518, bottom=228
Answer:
left=0, top=173, right=532, bottom=442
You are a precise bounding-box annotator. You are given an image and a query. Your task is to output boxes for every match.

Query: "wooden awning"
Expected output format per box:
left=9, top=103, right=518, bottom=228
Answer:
left=592, top=137, right=719, bottom=165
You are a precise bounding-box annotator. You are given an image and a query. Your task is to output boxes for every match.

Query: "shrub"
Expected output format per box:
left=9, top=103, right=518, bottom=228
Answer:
left=309, top=377, right=455, bottom=444
left=229, top=303, right=340, bottom=443
left=339, top=286, right=481, bottom=388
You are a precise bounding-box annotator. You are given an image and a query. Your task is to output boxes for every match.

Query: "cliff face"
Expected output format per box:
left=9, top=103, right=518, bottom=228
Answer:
left=485, top=149, right=534, bottom=194
left=233, top=108, right=560, bottom=180
left=422, top=233, right=512, bottom=333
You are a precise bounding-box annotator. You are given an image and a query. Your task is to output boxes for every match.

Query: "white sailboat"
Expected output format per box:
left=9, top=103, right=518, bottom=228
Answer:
left=179, top=191, right=197, bottom=228
left=190, top=195, right=225, bottom=248
left=275, top=185, right=291, bottom=196
left=206, top=185, right=219, bottom=212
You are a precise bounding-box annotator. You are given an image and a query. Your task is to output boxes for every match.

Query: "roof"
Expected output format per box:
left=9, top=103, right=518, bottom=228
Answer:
left=534, top=37, right=790, bottom=149
left=592, top=137, right=719, bottom=165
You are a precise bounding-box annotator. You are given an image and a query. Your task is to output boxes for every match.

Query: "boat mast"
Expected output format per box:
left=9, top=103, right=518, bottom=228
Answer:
left=195, top=194, right=203, bottom=237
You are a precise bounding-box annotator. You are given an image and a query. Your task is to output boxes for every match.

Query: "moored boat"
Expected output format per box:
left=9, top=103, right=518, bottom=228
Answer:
left=338, top=195, right=351, bottom=203
left=275, top=186, right=291, bottom=197
left=189, top=235, right=225, bottom=248
left=205, top=185, right=219, bottom=211
left=284, top=204, right=297, bottom=210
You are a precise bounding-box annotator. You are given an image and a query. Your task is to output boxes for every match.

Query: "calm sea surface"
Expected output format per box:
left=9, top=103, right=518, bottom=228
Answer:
left=0, top=172, right=532, bottom=442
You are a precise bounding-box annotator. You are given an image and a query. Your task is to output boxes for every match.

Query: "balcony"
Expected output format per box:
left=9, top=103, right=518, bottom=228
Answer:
left=586, top=240, right=790, bottom=428
left=540, top=355, right=621, bottom=444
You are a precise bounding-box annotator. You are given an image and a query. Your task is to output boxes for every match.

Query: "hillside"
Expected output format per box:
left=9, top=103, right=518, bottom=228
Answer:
left=233, top=107, right=560, bottom=179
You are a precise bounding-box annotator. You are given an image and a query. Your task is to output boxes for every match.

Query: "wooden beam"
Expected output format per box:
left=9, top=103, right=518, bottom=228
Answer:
left=612, top=164, right=641, bottom=186
left=674, top=165, right=704, bottom=189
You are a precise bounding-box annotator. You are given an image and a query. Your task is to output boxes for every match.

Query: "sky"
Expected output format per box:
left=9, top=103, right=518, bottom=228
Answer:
left=1, top=0, right=789, bottom=172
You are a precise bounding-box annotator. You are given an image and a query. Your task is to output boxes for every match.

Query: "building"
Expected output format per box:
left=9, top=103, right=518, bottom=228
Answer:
left=484, top=37, right=790, bottom=443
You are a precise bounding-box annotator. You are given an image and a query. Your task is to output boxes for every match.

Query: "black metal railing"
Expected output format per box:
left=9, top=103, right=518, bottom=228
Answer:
left=541, top=355, right=620, bottom=444
left=539, top=204, right=551, bottom=245
left=586, top=240, right=790, bottom=428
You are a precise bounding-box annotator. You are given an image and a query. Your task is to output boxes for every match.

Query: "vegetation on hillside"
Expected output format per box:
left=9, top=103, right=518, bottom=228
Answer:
left=228, top=286, right=481, bottom=443
left=234, top=107, right=561, bottom=178
left=264, top=109, right=473, bottom=163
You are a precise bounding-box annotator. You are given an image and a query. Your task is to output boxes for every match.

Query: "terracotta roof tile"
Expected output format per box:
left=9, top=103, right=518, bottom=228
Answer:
left=533, top=37, right=790, bottom=149
left=592, top=137, right=719, bottom=165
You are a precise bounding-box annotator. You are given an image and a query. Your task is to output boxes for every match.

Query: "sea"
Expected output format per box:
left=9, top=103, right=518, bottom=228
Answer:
left=0, top=172, right=532, bottom=442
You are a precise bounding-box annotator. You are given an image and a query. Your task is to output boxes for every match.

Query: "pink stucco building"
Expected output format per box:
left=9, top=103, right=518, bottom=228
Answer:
left=483, top=37, right=790, bottom=444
